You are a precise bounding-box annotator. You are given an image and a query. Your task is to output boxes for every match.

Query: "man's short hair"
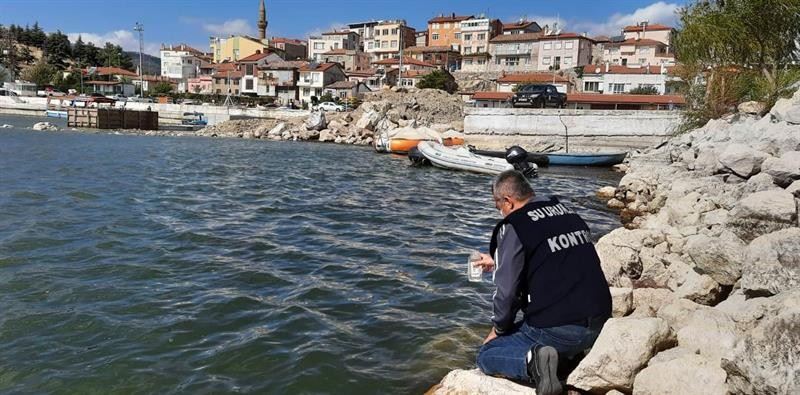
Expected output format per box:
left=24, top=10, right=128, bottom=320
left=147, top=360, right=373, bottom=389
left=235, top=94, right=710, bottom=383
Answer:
left=492, top=170, right=534, bottom=201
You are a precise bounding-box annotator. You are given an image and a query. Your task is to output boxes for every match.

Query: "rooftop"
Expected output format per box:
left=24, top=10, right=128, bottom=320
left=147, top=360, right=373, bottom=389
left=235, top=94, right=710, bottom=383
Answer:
left=568, top=93, right=685, bottom=105
left=539, top=32, right=595, bottom=42
left=88, top=67, right=138, bottom=77
left=404, top=45, right=459, bottom=53
left=160, top=43, right=204, bottom=55
left=372, top=56, right=437, bottom=68
left=582, top=64, right=675, bottom=75
left=429, top=14, right=473, bottom=23
left=238, top=52, right=270, bottom=62
left=607, top=38, right=666, bottom=47
left=325, top=80, right=359, bottom=89
left=502, top=20, right=540, bottom=31
left=623, top=23, right=673, bottom=33
left=489, top=32, right=542, bottom=43
left=299, top=62, right=340, bottom=72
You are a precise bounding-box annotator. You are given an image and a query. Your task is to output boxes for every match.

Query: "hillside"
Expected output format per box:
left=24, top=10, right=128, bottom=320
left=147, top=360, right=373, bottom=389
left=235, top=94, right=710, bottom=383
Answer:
left=123, top=51, right=160, bottom=75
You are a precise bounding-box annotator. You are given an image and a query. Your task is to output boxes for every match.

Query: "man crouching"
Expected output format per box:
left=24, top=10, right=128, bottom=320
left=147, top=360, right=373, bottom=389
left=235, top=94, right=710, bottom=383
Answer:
left=473, top=170, right=612, bottom=395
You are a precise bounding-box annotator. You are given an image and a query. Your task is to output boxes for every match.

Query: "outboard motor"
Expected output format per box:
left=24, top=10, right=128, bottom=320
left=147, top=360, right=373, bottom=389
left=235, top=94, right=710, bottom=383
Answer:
left=408, top=146, right=430, bottom=167
left=506, top=146, right=538, bottom=178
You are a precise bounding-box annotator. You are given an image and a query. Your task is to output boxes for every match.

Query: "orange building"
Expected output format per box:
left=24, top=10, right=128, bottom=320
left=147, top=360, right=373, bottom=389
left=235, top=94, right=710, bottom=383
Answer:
left=427, top=13, right=473, bottom=50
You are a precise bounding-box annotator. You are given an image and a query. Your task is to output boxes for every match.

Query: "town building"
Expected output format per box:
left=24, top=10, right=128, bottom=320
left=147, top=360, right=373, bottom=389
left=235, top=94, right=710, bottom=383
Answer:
left=536, top=32, right=595, bottom=71
left=85, top=81, right=135, bottom=96
left=565, top=93, right=684, bottom=110
left=159, top=44, right=203, bottom=86
left=271, top=37, right=307, bottom=60
left=415, top=31, right=428, bottom=47
left=502, top=19, right=542, bottom=35
left=404, top=46, right=461, bottom=71
left=366, top=20, right=416, bottom=61
left=2, top=80, right=37, bottom=96
left=134, top=75, right=178, bottom=94
left=347, top=21, right=382, bottom=51
left=372, top=56, right=438, bottom=74
left=496, top=72, right=572, bottom=93
left=323, top=80, right=371, bottom=100
left=603, top=37, right=675, bottom=67
left=427, top=13, right=473, bottom=50
left=186, top=76, right=213, bottom=94
left=460, top=17, right=503, bottom=71
left=622, top=22, right=673, bottom=46
left=297, top=62, right=347, bottom=105
left=471, top=91, right=513, bottom=108
left=346, top=69, right=396, bottom=91
left=211, top=64, right=243, bottom=95
left=209, top=35, right=269, bottom=63
left=259, top=60, right=306, bottom=105
left=321, top=49, right=371, bottom=71
left=580, top=64, right=679, bottom=95
left=239, top=51, right=283, bottom=96
left=488, top=33, right=541, bottom=72
left=308, top=31, right=360, bottom=62
left=399, top=69, right=454, bottom=89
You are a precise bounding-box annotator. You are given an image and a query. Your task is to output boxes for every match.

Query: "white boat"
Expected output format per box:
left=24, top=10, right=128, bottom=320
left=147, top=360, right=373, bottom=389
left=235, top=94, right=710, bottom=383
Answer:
left=417, top=141, right=529, bottom=175
left=45, top=110, right=67, bottom=119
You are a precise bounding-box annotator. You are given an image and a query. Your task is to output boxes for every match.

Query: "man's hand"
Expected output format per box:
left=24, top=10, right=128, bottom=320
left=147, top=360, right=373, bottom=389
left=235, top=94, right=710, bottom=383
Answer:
left=483, top=327, right=498, bottom=345
left=473, top=253, right=495, bottom=273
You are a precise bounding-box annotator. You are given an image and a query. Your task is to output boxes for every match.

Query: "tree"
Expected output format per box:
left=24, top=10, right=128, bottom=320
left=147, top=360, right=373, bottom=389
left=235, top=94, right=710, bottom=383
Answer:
left=0, top=65, right=11, bottom=83
left=72, top=35, right=86, bottom=63
left=44, top=30, right=71, bottom=68
left=29, top=22, right=47, bottom=48
left=674, top=0, right=800, bottom=128
left=629, top=86, right=660, bottom=95
left=151, top=82, right=173, bottom=95
left=99, top=43, right=134, bottom=70
left=416, top=69, right=458, bottom=93
left=20, top=60, right=57, bottom=87
left=83, top=41, right=100, bottom=66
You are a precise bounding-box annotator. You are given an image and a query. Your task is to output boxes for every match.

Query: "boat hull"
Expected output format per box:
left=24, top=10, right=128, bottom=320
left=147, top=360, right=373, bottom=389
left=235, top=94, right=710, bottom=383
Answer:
left=388, top=138, right=426, bottom=154
left=545, top=152, right=627, bottom=166
left=45, top=110, right=67, bottom=119
left=417, top=141, right=515, bottom=175
left=442, top=136, right=465, bottom=146
left=469, top=149, right=549, bottom=167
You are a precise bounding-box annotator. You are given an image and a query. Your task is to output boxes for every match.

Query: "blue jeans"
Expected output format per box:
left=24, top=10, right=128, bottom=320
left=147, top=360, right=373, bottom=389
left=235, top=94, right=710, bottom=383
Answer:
left=476, top=317, right=606, bottom=381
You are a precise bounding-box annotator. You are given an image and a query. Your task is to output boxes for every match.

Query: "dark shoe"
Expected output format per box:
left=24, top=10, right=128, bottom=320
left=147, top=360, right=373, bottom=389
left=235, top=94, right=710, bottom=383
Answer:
left=527, top=345, right=562, bottom=395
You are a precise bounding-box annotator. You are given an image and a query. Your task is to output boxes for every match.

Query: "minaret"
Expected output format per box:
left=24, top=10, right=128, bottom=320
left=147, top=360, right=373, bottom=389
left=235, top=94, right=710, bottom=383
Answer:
left=258, top=0, right=267, bottom=41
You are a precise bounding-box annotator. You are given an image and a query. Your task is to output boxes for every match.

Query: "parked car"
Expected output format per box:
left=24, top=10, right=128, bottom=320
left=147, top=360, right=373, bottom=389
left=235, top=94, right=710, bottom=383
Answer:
left=511, top=84, right=567, bottom=108
left=37, top=89, right=66, bottom=97
left=180, top=99, right=196, bottom=105
left=107, top=94, right=128, bottom=101
left=314, top=101, right=345, bottom=112
left=129, top=96, right=154, bottom=103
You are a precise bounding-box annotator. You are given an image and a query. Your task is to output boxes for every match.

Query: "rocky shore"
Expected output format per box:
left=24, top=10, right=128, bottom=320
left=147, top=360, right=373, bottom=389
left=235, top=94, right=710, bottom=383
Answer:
left=432, top=90, right=800, bottom=394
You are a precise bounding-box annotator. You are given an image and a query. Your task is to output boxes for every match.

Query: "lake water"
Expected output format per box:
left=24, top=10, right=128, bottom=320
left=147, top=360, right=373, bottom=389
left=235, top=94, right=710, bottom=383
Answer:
left=0, top=115, right=621, bottom=393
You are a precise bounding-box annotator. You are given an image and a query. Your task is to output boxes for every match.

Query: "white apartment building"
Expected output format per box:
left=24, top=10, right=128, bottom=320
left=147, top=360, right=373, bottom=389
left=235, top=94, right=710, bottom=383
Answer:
left=537, top=33, right=594, bottom=71
left=580, top=64, right=679, bottom=95
left=296, top=62, right=347, bottom=104
left=622, top=23, right=672, bottom=46
left=160, top=44, right=204, bottom=92
left=365, top=20, right=415, bottom=61
left=347, top=21, right=382, bottom=51
left=487, top=33, right=540, bottom=72
left=307, top=31, right=360, bottom=62
left=459, top=17, right=501, bottom=72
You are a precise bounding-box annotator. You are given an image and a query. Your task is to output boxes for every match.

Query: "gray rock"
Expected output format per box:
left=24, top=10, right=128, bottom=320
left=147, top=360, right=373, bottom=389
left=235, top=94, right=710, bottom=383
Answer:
left=718, top=143, right=769, bottom=178
left=741, top=228, right=800, bottom=297
left=656, top=298, right=708, bottom=333
left=242, top=131, right=254, bottom=139
left=673, top=271, right=723, bottom=305
left=610, top=287, right=633, bottom=317
left=684, top=231, right=745, bottom=286
left=769, top=91, right=800, bottom=124
left=633, top=355, right=728, bottom=395
left=598, top=186, right=617, bottom=199
left=761, top=151, right=800, bottom=187
left=305, top=111, right=327, bottom=131
left=318, top=129, right=335, bottom=142
left=428, top=369, right=535, bottom=394
left=723, top=294, right=800, bottom=394
left=32, top=122, right=58, bottom=131
left=729, top=190, right=798, bottom=242
left=786, top=180, right=800, bottom=197
left=676, top=309, right=739, bottom=361
left=737, top=101, right=766, bottom=115
left=645, top=347, right=695, bottom=367
left=607, top=198, right=626, bottom=209
left=267, top=122, right=286, bottom=137
left=632, top=288, right=677, bottom=317
left=567, top=317, right=674, bottom=393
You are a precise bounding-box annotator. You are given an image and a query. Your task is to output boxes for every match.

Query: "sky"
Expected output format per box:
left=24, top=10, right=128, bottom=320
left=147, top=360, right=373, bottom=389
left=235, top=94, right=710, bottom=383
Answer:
left=0, top=0, right=685, bottom=56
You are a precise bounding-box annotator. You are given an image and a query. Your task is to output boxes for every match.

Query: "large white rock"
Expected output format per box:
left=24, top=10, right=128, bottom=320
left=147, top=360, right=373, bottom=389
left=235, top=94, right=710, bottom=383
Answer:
left=429, top=369, right=535, bottom=394
left=610, top=287, right=633, bottom=317
left=596, top=229, right=663, bottom=287
left=769, top=91, right=800, bottom=124
left=717, top=143, right=769, bottom=178
left=597, top=186, right=617, bottom=199
left=267, top=122, right=286, bottom=138
left=737, top=101, right=766, bottom=115
left=305, top=111, right=327, bottom=131
left=318, top=129, right=336, bottom=142
left=673, top=270, right=723, bottom=306
left=567, top=317, right=674, bottom=393
left=761, top=151, right=800, bottom=188
left=786, top=180, right=800, bottom=197
left=676, top=309, right=739, bottom=361
left=683, top=231, right=745, bottom=286
left=631, top=288, right=677, bottom=317
left=729, top=190, right=797, bottom=241
left=32, top=121, right=58, bottom=131
left=633, top=354, right=728, bottom=395
left=741, top=228, right=800, bottom=297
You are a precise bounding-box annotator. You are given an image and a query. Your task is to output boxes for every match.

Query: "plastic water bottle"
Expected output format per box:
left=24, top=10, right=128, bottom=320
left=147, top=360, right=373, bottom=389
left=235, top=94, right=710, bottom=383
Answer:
left=468, top=250, right=483, bottom=282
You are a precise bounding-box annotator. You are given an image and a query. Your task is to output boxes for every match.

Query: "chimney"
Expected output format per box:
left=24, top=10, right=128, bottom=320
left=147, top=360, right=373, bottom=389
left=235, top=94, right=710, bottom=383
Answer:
left=605, top=61, right=609, bottom=73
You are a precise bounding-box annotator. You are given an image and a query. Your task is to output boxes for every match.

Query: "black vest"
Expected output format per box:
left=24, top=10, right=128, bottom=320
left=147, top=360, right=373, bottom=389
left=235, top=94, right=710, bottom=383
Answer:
left=490, top=197, right=612, bottom=328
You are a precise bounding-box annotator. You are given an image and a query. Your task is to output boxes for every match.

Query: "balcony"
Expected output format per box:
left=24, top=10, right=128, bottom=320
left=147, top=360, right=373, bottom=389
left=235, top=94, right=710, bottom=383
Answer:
left=493, top=48, right=532, bottom=56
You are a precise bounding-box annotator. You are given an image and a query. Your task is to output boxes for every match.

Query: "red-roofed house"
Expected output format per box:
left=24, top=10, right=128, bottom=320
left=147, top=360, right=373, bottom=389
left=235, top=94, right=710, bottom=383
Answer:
left=271, top=37, right=307, bottom=60
left=321, top=49, right=371, bottom=71
left=323, top=80, right=371, bottom=100
left=502, top=19, right=542, bottom=35
left=84, top=66, right=137, bottom=96
left=398, top=69, right=455, bottom=90
left=580, top=64, right=680, bottom=95
left=297, top=62, right=346, bottom=104
left=622, top=22, right=673, bottom=45
left=536, top=32, right=595, bottom=71
left=496, top=72, right=572, bottom=93
left=404, top=46, right=461, bottom=70
left=603, top=37, right=675, bottom=67
left=259, top=60, right=308, bottom=105
left=239, top=50, right=284, bottom=96
left=471, top=91, right=514, bottom=108
left=308, top=31, right=360, bottom=62
left=427, top=13, right=473, bottom=50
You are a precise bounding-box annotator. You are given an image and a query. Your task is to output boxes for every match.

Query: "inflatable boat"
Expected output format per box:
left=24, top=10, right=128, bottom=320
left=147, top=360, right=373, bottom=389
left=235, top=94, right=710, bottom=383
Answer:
left=416, top=142, right=537, bottom=177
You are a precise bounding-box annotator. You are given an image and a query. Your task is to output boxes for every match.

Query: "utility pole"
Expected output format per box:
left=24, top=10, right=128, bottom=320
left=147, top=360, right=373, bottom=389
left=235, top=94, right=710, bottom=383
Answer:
left=397, top=23, right=403, bottom=88
left=134, top=22, right=144, bottom=97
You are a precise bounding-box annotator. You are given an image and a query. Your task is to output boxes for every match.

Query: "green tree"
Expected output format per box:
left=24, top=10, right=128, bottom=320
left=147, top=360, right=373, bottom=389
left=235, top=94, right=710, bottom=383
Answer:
left=20, top=60, right=57, bottom=87
left=30, top=22, right=47, bottom=48
left=674, top=0, right=800, bottom=128
left=151, top=82, right=173, bottom=95
left=629, top=86, right=660, bottom=95
left=44, top=30, right=72, bottom=68
left=416, top=69, right=457, bottom=93
left=99, top=43, right=134, bottom=70
left=83, top=41, right=100, bottom=66
left=72, top=35, right=86, bottom=63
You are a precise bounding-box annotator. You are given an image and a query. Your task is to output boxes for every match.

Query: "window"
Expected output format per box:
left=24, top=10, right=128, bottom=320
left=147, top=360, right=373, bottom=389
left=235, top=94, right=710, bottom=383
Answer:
left=639, top=48, right=649, bottom=55
left=565, top=41, right=574, bottom=49
left=374, top=40, right=380, bottom=48
left=392, top=28, right=398, bottom=35
left=639, top=58, right=647, bottom=64
left=464, top=59, right=473, bottom=65
left=504, top=57, right=519, bottom=66
left=233, top=49, right=240, bottom=59
left=478, top=33, right=486, bottom=40
left=245, top=79, right=253, bottom=89
left=543, top=43, right=552, bottom=50
left=245, top=64, right=254, bottom=75
left=464, top=33, right=472, bottom=41
left=455, top=32, right=461, bottom=39
left=584, top=81, right=600, bottom=92
left=555, top=42, right=562, bottom=50
left=563, top=56, right=572, bottom=65
left=334, top=42, right=339, bottom=49
left=542, top=56, right=551, bottom=65
left=444, top=22, right=450, bottom=28
left=464, top=47, right=472, bottom=54
left=611, top=83, right=625, bottom=93
left=495, top=58, right=501, bottom=65
left=368, top=42, right=374, bottom=49
left=622, top=58, right=628, bottom=66
left=391, top=40, right=397, bottom=47
left=383, top=29, right=389, bottom=35
left=382, top=40, right=388, bottom=48
left=314, top=42, right=325, bottom=50
left=432, top=33, right=440, bottom=40
left=477, top=59, right=485, bottom=65
left=477, top=46, right=484, bottom=53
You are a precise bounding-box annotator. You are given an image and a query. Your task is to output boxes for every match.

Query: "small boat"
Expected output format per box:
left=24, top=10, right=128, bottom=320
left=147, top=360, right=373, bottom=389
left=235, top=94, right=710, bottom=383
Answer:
left=45, top=110, right=67, bottom=119
left=181, top=112, right=208, bottom=126
left=442, top=130, right=465, bottom=146
left=386, top=126, right=442, bottom=154
left=417, top=142, right=538, bottom=177
left=545, top=152, right=628, bottom=166
left=388, top=138, right=425, bottom=154
left=468, top=147, right=549, bottom=167
left=374, top=132, right=390, bottom=153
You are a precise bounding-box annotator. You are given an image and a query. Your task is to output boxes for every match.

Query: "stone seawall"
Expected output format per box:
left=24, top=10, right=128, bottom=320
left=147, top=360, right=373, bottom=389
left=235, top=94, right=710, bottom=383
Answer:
left=464, top=108, right=683, bottom=151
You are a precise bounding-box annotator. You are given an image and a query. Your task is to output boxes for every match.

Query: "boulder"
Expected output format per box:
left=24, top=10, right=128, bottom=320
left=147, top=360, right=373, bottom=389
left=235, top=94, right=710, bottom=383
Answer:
left=595, top=229, right=664, bottom=287
left=633, top=355, right=728, bottom=395
left=729, top=190, right=797, bottom=242
left=673, top=271, right=723, bottom=306
left=610, top=287, right=633, bottom=317
left=786, top=180, right=800, bottom=197
left=737, top=101, right=766, bottom=115
left=305, top=111, right=327, bottom=131
left=355, top=110, right=382, bottom=130
left=683, top=231, right=745, bottom=286
left=645, top=347, right=695, bottom=367
left=607, top=198, right=626, bottom=209
left=631, top=288, right=676, bottom=317
left=32, top=122, right=58, bottom=131
left=656, top=298, right=708, bottom=333
left=761, top=151, right=800, bottom=187
left=268, top=122, right=286, bottom=137
left=598, top=186, right=617, bottom=199
left=717, top=143, right=769, bottom=178
left=242, top=131, right=254, bottom=139
left=427, top=369, right=535, bottom=394
left=676, top=309, right=738, bottom=361
left=714, top=291, right=773, bottom=332
left=318, top=129, right=335, bottom=142
left=567, top=317, right=674, bottom=393
left=769, top=91, right=800, bottom=124
left=723, top=299, right=800, bottom=394
left=740, top=228, right=800, bottom=297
